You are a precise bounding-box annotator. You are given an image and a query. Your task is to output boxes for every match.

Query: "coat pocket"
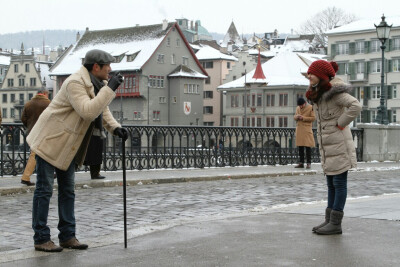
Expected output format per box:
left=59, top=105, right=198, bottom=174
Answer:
left=37, top=130, right=74, bottom=161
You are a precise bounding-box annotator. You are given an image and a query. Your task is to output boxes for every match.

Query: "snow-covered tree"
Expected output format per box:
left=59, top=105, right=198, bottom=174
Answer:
left=297, top=7, right=357, bottom=53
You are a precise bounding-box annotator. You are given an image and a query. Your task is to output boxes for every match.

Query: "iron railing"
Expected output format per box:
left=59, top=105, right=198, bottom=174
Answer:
left=0, top=123, right=364, bottom=176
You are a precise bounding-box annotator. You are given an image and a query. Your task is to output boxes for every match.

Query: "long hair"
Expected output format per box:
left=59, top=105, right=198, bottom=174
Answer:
left=306, top=79, right=332, bottom=103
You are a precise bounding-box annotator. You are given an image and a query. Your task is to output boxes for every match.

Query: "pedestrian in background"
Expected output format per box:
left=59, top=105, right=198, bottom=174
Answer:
left=27, top=49, right=128, bottom=252
left=306, top=60, right=361, bottom=235
left=294, top=97, right=315, bottom=169
left=20, top=89, right=51, bottom=186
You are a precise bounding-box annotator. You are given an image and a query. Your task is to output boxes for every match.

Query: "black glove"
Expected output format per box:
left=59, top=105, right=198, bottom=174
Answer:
left=114, top=127, right=129, bottom=141
left=108, top=72, right=124, bottom=91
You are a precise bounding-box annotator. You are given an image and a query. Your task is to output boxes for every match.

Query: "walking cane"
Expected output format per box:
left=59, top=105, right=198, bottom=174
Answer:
left=122, top=139, right=127, bottom=248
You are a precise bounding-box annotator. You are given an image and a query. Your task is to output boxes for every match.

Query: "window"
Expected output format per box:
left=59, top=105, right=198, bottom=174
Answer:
left=172, top=96, right=177, bottom=103
left=279, top=93, right=288, bottom=106
left=203, top=106, right=213, bottom=114
left=205, top=77, right=210, bottom=84
left=257, top=94, right=262, bottom=107
left=227, top=62, right=231, bottom=69
left=257, top=117, right=262, bottom=127
left=11, top=93, right=15, bottom=102
left=25, top=64, right=29, bottom=72
left=149, top=75, right=164, bottom=88
left=176, top=39, right=181, bottom=47
left=7, top=79, right=14, bottom=87
left=242, top=94, right=250, bottom=107
left=242, top=117, right=250, bottom=127
left=10, top=108, right=15, bottom=118
left=393, top=85, right=398, bottom=99
left=337, top=62, right=348, bottom=75
left=2, top=94, right=7, bottom=103
left=356, top=62, right=365, bottom=73
left=157, top=54, right=164, bottom=64
left=371, top=110, right=377, bottom=122
left=204, top=91, right=213, bottom=99
left=167, top=37, right=170, bottom=46
left=204, top=122, right=214, bottom=126
left=19, top=93, right=24, bottom=102
left=230, top=94, right=239, bottom=107
left=371, top=60, right=381, bottom=73
left=14, top=64, right=18, bottom=73
left=230, top=117, right=239, bottom=126
left=392, top=59, right=400, bottom=72
left=159, top=97, right=167, bottom=103
left=251, top=94, right=256, bottom=107
left=184, top=84, right=199, bottom=94
left=266, top=117, right=275, bottom=127
left=372, top=86, right=381, bottom=99
left=296, top=93, right=304, bottom=100
left=202, top=61, right=213, bottom=69
left=133, top=111, right=141, bottom=120
left=266, top=94, right=275, bottom=107
left=152, top=111, right=160, bottom=121
left=278, top=116, right=288, bottom=127
left=171, top=54, right=175, bottom=64
left=371, top=40, right=380, bottom=52
left=393, top=110, right=397, bottom=123
left=30, top=78, right=36, bottom=86
left=394, top=38, right=400, bottom=50
left=2, top=108, right=6, bottom=118
left=337, top=43, right=349, bottom=55
left=29, top=93, right=33, bottom=100
left=19, top=78, right=25, bottom=87
left=182, top=57, right=188, bottom=66
left=355, top=41, right=365, bottom=53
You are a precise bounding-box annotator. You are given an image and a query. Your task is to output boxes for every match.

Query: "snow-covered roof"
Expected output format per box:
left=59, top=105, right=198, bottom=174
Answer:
left=168, top=65, right=207, bottom=79
left=50, top=23, right=176, bottom=76
left=36, top=61, right=54, bottom=90
left=0, top=54, right=11, bottom=65
left=218, top=51, right=318, bottom=89
left=195, top=45, right=238, bottom=61
left=326, top=16, right=400, bottom=35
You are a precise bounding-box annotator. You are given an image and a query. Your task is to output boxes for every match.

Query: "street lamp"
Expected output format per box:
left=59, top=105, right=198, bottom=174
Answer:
left=374, top=14, right=392, bottom=125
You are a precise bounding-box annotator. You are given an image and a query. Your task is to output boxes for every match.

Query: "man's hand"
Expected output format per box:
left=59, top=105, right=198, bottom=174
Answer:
left=114, top=127, right=129, bottom=141
left=108, top=73, right=124, bottom=91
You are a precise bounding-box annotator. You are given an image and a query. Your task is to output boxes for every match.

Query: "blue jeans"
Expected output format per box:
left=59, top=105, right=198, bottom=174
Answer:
left=326, top=171, right=348, bottom=212
left=32, top=155, right=76, bottom=244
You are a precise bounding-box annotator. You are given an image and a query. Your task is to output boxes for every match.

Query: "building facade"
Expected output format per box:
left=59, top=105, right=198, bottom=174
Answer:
left=327, top=16, right=400, bottom=123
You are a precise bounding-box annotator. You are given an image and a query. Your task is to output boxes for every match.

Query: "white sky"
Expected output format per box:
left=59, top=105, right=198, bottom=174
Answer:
left=1, top=0, right=400, bottom=35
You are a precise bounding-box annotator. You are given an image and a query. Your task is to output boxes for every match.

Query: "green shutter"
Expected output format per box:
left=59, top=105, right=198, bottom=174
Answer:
left=364, top=86, right=370, bottom=100
left=331, top=44, right=336, bottom=58
left=364, top=41, right=370, bottom=53
left=388, top=109, right=393, bottom=123
left=367, top=61, right=371, bottom=74
left=388, top=60, right=393, bottom=72
left=362, top=109, right=370, bottom=123
left=349, top=62, right=356, bottom=80
left=388, top=39, right=393, bottom=51
left=387, top=86, right=392, bottom=99
left=337, top=63, right=345, bottom=75
left=364, top=62, right=369, bottom=80
left=349, top=42, right=355, bottom=55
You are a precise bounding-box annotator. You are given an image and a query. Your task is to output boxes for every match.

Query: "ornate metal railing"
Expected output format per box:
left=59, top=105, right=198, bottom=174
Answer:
left=0, top=123, right=363, bottom=176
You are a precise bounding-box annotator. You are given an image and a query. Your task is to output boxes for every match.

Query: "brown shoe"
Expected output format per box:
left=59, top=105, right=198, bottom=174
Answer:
left=60, top=237, right=88, bottom=250
left=306, top=163, right=311, bottom=169
left=34, top=240, right=63, bottom=252
left=21, top=180, right=35, bottom=186
left=294, top=163, right=304, bottom=168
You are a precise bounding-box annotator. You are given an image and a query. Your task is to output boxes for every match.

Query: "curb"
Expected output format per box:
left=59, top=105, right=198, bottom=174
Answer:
left=0, top=170, right=318, bottom=196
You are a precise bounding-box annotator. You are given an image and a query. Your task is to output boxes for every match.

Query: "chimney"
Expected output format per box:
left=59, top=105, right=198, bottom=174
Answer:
left=195, top=21, right=198, bottom=34
left=85, top=27, right=89, bottom=33
left=76, top=32, right=81, bottom=42
left=162, top=19, right=168, bottom=31
left=191, top=20, right=194, bottom=30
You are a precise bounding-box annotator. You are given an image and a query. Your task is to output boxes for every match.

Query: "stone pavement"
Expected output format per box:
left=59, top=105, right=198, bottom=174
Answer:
left=1, top=161, right=400, bottom=266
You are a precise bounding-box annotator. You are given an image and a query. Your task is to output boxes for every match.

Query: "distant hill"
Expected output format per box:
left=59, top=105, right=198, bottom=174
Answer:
left=0, top=30, right=82, bottom=52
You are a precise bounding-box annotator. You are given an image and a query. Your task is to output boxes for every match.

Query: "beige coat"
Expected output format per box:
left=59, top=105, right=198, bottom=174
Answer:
left=27, top=66, right=121, bottom=171
left=313, top=77, right=362, bottom=175
left=294, top=104, right=315, bottom=147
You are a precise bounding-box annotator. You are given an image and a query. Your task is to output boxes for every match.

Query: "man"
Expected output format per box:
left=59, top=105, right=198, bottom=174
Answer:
left=294, top=97, right=315, bottom=169
left=27, top=49, right=129, bottom=252
left=21, top=89, right=51, bottom=186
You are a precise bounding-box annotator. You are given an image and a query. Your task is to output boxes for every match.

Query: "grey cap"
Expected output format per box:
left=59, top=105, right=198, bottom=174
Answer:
left=83, top=49, right=116, bottom=65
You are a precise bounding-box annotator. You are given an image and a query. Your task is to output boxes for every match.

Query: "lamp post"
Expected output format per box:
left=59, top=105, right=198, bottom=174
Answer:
left=374, top=14, right=392, bottom=125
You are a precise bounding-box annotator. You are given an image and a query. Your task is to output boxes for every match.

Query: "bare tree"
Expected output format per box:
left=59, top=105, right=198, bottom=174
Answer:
left=298, top=7, right=357, bottom=53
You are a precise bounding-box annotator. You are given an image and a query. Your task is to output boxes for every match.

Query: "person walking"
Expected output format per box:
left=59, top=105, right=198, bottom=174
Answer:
left=27, top=49, right=129, bottom=252
left=305, top=60, right=361, bottom=235
left=294, top=97, right=315, bottom=169
left=20, top=89, right=51, bottom=186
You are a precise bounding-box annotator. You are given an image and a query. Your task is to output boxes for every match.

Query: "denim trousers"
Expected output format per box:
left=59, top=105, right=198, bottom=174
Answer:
left=32, top=155, right=76, bottom=244
left=326, top=171, right=348, bottom=212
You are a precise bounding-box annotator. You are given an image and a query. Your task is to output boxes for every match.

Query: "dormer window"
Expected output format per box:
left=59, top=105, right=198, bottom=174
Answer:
left=127, top=51, right=140, bottom=62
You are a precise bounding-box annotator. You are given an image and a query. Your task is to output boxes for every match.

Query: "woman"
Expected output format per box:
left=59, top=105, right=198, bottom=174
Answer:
left=294, top=97, right=315, bottom=169
left=306, top=60, right=361, bottom=235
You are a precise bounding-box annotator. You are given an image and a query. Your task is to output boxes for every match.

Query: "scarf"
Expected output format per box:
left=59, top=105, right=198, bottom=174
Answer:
left=89, top=73, right=106, bottom=139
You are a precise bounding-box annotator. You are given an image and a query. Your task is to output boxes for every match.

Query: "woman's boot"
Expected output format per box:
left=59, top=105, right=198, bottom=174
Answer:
left=312, top=208, right=332, bottom=232
left=315, top=210, right=343, bottom=235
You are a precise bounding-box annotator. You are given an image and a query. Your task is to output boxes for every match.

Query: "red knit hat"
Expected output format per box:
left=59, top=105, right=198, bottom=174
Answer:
left=307, top=60, right=338, bottom=81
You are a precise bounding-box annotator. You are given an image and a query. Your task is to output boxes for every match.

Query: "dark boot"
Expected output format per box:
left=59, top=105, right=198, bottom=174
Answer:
left=294, top=163, right=304, bottom=168
left=312, top=208, right=332, bottom=232
left=90, top=165, right=105, bottom=179
left=315, top=210, right=343, bottom=235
